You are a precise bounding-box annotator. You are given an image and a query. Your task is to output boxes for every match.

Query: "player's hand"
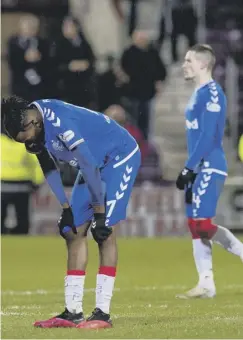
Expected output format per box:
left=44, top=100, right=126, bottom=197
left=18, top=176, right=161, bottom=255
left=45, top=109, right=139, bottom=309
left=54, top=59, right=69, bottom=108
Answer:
left=176, top=167, right=195, bottom=190
left=91, top=213, right=112, bottom=244
left=185, top=173, right=197, bottom=204
left=58, top=207, right=77, bottom=238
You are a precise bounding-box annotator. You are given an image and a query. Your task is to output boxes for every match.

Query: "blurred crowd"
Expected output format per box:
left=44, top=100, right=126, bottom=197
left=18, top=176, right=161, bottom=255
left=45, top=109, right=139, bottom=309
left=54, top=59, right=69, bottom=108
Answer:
left=205, top=0, right=243, bottom=151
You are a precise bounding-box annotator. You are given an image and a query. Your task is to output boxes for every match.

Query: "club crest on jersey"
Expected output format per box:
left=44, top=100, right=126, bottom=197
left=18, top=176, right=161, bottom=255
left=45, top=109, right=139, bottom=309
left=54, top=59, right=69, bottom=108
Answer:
left=59, top=130, right=75, bottom=142
left=52, top=140, right=64, bottom=152
left=206, top=102, right=221, bottom=112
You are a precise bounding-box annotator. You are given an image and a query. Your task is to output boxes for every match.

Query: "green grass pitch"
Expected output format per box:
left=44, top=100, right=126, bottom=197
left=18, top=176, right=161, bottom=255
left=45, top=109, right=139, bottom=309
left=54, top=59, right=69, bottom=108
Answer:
left=2, top=236, right=243, bottom=339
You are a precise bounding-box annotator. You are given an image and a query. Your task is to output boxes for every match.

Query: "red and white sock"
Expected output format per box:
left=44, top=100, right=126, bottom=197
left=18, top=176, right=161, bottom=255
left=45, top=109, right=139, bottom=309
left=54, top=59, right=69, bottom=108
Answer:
left=96, top=266, right=116, bottom=314
left=65, top=270, right=85, bottom=314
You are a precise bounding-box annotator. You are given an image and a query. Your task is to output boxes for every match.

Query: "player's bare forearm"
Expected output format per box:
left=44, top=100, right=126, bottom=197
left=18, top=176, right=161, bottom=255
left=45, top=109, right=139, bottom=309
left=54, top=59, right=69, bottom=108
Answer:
left=62, top=202, right=70, bottom=209
left=93, top=205, right=106, bottom=214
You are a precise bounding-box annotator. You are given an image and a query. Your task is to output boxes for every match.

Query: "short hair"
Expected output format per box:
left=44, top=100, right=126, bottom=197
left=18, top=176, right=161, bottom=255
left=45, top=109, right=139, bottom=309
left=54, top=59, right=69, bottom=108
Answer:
left=189, top=44, right=216, bottom=70
left=1, top=96, right=29, bottom=139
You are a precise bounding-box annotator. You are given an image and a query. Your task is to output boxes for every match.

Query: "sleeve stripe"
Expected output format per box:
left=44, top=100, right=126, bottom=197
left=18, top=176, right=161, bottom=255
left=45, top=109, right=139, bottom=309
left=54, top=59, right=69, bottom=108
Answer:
left=69, top=138, right=85, bottom=150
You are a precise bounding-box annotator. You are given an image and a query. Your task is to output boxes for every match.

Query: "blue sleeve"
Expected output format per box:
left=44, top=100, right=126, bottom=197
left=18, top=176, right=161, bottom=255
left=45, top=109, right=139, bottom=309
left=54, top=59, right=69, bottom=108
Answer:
left=55, top=116, right=104, bottom=206
left=46, top=170, right=69, bottom=205
left=72, top=143, right=104, bottom=206
left=35, top=147, right=69, bottom=206
left=185, top=101, right=221, bottom=170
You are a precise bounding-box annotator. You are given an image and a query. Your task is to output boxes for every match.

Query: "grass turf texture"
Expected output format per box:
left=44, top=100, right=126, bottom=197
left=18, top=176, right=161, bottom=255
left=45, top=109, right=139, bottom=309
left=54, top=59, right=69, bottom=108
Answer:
left=2, top=236, right=243, bottom=339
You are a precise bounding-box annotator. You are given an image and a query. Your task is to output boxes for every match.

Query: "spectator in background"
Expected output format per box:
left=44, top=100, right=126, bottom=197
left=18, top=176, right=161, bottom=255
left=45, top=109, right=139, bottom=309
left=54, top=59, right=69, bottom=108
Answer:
left=104, top=104, right=169, bottom=185
left=1, top=126, right=44, bottom=235
left=97, top=55, right=122, bottom=112
left=170, top=0, right=198, bottom=63
left=120, top=30, right=167, bottom=140
left=7, top=14, right=52, bottom=101
left=54, top=16, right=96, bottom=108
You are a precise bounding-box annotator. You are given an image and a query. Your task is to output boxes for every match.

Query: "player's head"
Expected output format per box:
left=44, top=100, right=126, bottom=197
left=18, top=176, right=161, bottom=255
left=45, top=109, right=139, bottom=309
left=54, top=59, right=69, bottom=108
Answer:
left=1, top=96, right=44, bottom=143
left=183, top=44, right=216, bottom=81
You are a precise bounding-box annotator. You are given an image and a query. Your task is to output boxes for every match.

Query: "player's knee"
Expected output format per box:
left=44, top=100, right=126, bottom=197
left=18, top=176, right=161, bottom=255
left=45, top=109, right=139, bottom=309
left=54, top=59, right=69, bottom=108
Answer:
left=64, top=222, right=90, bottom=243
left=188, top=218, right=217, bottom=239
left=100, top=226, right=117, bottom=248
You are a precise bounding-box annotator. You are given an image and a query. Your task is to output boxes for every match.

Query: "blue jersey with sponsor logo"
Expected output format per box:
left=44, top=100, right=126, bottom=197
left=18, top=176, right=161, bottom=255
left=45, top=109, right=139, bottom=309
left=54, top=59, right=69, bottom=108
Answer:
left=32, top=99, right=136, bottom=168
left=184, top=80, right=227, bottom=173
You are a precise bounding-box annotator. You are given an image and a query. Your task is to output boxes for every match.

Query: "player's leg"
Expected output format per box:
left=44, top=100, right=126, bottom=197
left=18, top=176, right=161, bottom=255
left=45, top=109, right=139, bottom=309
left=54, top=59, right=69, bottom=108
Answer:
left=177, top=172, right=220, bottom=299
left=81, top=229, right=118, bottom=329
left=191, top=172, right=243, bottom=259
left=211, top=224, right=243, bottom=260
left=34, top=177, right=93, bottom=328
left=79, top=147, right=141, bottom=329
left=177, top=172, right=243, bottom=299
left=178, top=217, right=216, bottom=299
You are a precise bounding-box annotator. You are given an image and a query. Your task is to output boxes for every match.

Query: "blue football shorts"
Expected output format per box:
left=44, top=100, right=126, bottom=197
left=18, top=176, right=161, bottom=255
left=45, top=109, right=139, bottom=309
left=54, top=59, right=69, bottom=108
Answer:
left=64, top=143, right=141, bottom=231
left=186, top=169, right=226, bottom=218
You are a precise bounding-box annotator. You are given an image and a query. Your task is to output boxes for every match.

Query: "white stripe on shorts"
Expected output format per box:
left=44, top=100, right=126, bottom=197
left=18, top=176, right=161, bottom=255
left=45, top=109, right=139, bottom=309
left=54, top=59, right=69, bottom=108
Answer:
left=201, top=168, right=228, bottom=176
left=113, top=144, right=139, bottom=168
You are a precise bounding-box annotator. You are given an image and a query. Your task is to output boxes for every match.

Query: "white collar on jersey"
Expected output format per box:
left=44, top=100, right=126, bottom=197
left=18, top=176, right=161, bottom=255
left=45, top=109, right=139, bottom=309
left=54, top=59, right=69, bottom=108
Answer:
left=195, top=79, right=214, bottom=92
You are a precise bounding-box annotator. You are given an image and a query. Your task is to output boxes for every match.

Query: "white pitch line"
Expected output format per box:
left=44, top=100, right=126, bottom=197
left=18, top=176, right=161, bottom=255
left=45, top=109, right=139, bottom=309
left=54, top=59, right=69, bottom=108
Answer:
left=1, top=311, right=34, bottom=316
left=1, top=284, right=243, bottom=296
left=8, top=305, right=41, bottom=310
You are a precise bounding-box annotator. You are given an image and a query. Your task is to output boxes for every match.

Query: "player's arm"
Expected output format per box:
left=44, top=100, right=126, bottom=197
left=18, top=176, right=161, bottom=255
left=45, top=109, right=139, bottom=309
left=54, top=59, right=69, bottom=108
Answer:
left=25, top=142, right=69, bottom=207
left=25, top=142, right=77, bottom=236
left=71, top=141, right=105, bottom=212
left=185, top=101, right=221, bottom=170
left=176, top=99, right=222, bottom=190
left=59, top=127, right=111, bottom=243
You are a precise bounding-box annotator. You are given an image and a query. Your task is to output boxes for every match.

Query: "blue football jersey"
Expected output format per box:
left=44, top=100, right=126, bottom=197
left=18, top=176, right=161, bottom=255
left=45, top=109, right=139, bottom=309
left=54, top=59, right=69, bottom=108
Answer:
left=32, top=100, right=136, bottom=168
left=184, top=80, right=227, bottom=173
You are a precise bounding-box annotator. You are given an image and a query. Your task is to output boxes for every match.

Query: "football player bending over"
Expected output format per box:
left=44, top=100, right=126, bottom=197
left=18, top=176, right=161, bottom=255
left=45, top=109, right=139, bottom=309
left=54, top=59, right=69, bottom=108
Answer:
left=2, top=97, right=141, bottom=327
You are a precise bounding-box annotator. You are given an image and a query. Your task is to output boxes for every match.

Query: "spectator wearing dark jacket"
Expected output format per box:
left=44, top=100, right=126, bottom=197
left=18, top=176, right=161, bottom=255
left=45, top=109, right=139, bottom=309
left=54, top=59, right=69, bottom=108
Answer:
left=97, top=55, right=122, bottom=112
left=170, top=0, right=198, bottom=62
left=7, top=14, right=52, bottom=101
left=54, top=16, right=96, bottom=108
left=120, top=30, right=167, bottom=140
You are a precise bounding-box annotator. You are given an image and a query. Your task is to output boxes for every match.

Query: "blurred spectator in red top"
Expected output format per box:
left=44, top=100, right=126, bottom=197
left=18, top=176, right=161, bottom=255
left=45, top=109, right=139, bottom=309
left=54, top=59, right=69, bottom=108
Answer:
left=104, top=104, right=145, bottom=158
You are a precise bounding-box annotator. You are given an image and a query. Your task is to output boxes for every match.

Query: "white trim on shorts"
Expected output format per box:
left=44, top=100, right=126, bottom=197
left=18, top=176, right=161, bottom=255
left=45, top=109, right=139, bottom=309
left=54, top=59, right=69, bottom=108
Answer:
left=201, top=168, right=228, bottom=176
left=113, top=144, right=139, bottom=168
